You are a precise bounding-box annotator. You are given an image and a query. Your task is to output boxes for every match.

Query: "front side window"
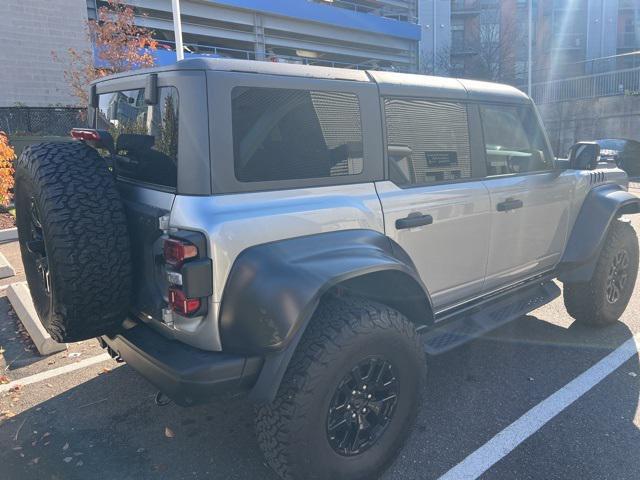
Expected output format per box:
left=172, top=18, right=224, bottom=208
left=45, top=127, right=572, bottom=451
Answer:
left=231, top=87, right=363, bottom=182
left=96, top=87, right=179, bottom=189
left=480, top=105, right=553, bottom=176
left=384, top=98, right=472, bottom=187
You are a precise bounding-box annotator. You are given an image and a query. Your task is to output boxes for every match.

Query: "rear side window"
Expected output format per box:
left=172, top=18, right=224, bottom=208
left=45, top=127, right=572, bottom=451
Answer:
left=231, top=87, right=363, bottom=182
left=384, top=98, right=472, bottom=187
left=96, top=87, right=179, bottom=189
left=479, top=105, right=554, bottom=176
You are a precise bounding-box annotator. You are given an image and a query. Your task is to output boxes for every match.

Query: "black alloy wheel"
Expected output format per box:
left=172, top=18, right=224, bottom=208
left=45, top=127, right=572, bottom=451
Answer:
left=327, top=357, right=399, bottom=456
left=27, top=198, right=51, bottom=295
left=606, top=249, right=630, bottom=304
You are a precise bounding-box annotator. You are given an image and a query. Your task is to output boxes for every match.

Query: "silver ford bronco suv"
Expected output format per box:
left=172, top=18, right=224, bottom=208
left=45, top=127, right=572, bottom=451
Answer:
left=15, top=59, right=640, bottom=480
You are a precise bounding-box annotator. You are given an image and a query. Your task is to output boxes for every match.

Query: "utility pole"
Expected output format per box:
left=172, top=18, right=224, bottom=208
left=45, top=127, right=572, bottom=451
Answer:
left=527, top=0, right=533, bottom=96
left=433, top=0, right=437, bottom=74
left=171, top=0, right=185, bottom=61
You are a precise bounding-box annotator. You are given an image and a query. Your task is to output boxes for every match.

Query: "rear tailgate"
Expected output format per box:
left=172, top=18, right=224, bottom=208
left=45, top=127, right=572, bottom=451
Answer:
left=118, top=182, right=175, bottom=322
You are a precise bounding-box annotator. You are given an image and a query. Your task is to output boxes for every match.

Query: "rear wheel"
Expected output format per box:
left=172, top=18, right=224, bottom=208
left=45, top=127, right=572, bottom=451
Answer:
left=15, top=142, right=131, bottom=342
left=256, top=297, right=426, bottom=480
left=564, top=219, right=639, bottom=326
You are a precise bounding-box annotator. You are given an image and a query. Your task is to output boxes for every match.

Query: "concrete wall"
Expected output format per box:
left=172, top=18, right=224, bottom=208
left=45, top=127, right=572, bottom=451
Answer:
left=538, top=95, right=640, bottom=157
left=0, top=0, right=89, bottom=107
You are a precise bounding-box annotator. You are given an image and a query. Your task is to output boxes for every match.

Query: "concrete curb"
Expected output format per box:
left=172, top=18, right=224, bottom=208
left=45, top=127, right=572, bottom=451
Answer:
left=0, top=252, right=16, bottom=279
left=6, top=282, right=67, bottom=355
left=0, top=227, right=18, bottom=242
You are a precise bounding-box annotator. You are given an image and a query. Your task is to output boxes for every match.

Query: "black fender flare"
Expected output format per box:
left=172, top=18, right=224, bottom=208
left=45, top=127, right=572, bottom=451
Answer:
left=558, top=184, right=640, bottom=283
left=217, top=229, right=433, bottom=402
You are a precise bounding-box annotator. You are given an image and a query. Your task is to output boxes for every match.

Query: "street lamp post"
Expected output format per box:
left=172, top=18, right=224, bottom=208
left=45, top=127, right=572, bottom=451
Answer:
left=527, top=0, right=533, bottom=96
left=171, top=0, right=185, bottom=61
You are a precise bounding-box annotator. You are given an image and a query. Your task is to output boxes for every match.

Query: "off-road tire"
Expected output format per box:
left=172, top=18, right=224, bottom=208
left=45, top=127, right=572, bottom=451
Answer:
left=564, top=219, right=639, bottom=326
left=255, top=297, right=426, bottom=480
left=15, top=142, right=131, bottom=342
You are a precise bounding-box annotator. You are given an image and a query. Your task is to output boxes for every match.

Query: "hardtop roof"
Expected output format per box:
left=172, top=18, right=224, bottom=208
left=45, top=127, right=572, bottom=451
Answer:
left=92, top=57, right=531, bottom=104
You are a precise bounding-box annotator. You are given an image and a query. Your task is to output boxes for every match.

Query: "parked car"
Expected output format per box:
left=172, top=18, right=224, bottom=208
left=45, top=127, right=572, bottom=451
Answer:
left=14, top=59, right=640, bottom=480
left=596, top=138, right=640, bottom=177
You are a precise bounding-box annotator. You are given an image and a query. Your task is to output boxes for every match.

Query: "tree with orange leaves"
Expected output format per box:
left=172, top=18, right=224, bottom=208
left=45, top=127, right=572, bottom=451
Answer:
left=55, top=0, right=157, bottom=106
left=0, top=132, right=15, bottom=207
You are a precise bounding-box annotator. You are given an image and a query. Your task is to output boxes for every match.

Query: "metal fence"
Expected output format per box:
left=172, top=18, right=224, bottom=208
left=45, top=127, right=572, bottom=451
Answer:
left=528, top=67, right=640, bottom=104
left=0, top=107, right=87, bottom=136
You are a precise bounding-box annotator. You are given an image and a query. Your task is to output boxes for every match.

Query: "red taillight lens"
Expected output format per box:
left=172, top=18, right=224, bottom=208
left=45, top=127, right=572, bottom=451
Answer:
left=70, top=128, right=101, bottom=141
left=168, top=287, right=201, bottom=316
left=163, top=238, right=198, bottom=267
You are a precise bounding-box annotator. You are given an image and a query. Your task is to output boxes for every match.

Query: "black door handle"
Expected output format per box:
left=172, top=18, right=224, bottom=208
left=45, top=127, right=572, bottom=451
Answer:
left=395, top=212, right=433, bottom=230
left=497, top=198, right=523, bottom=212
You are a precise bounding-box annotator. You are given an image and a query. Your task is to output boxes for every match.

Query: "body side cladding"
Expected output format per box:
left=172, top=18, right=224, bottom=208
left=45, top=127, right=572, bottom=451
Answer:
left=217, top=229, right=433, bottom=403
left=558, top=183, right=640, bottom=283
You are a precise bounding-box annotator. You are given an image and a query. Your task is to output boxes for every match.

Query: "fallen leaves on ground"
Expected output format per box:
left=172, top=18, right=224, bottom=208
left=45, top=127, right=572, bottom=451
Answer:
left=1, top=410, right=15, bottom=420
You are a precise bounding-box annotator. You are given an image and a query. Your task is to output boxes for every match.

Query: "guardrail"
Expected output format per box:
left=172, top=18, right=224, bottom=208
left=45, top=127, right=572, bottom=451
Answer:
left=526, top=67, right=640, bottom=104
left=311, top=0, right=418, bottom=23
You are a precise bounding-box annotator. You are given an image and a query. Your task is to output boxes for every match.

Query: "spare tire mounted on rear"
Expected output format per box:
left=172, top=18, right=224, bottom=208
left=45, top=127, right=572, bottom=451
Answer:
left=15, top=142, right=132, bottom=342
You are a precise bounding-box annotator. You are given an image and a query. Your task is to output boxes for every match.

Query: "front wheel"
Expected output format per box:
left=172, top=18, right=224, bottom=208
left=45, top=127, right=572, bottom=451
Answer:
left=256, top=297, right=426, bottom=480
left=564, top=219, right=639, bottom=326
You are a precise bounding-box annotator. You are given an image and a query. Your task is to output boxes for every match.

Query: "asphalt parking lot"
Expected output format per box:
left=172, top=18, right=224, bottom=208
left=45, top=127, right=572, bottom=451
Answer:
left=2, top=211, right=640, bottom=479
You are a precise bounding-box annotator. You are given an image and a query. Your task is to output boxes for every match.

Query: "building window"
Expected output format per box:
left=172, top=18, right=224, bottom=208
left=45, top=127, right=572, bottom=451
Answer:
left=96, top=87, right=179, bottom=188
left=231, top=87, right=363, bottom=182
left=384, top=98, right=471, bottom=186
left=480, top=105, right=554, bottom=176
left=86, top=0, right=97, bottom=20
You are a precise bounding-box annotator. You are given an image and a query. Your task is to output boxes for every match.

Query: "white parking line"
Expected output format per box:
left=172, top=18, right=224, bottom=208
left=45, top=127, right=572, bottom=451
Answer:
left=439, top=334, right=640, bottom=480
left=0, top=353, right=112, bottom=394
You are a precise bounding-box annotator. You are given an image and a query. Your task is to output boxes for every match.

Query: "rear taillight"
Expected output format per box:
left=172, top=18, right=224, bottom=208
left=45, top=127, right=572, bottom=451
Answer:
left=168, top=287, right=201, bottom=316
left=70, top=128, right=101, bottom=141
left=163, top=235, right=208, bottom=318
left=163, top=238, right=198, bottom=267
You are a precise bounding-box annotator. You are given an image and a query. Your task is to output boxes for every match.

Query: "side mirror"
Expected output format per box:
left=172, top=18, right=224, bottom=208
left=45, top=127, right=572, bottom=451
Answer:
left=568, top=142, right=600, bottom=170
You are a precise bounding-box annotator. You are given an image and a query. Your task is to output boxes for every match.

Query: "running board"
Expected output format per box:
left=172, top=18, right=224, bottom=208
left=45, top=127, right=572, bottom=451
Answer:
left=422, top=281, right=561, bottom=355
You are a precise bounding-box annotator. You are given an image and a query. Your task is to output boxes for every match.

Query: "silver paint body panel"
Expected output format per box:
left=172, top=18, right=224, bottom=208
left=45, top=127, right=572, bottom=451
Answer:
left=375, top=180, right=492, bottom=309
left=169, top=183, right=384, bottom=350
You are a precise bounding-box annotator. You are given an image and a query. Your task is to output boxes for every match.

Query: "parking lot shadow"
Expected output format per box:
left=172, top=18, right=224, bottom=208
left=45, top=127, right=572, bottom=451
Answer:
left=0, top=297, right=44, bottom=371
left=383, top=313, right=640, bottom=479
left=0, top=365, right=277, bottom=480
left=0, top=313, right=638, bottom=480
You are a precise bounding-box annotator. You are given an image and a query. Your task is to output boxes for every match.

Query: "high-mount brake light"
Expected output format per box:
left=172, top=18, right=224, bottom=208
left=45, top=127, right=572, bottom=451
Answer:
left=168, top=287, right=201, bottom=316
left=163, top=238, right=198, bottom=267
left=70, top=128, right=101, bottom=141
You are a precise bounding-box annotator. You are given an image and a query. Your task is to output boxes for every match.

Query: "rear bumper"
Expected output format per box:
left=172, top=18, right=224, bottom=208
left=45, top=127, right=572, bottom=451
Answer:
left=100, top=322, right=263, bottom=406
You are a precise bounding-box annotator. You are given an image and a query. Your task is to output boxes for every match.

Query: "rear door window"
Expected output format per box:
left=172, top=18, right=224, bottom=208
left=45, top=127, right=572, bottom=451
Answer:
left=231, top=87, right=363, bottom=182
left=384, top=98, right=472, bottom=186
left=96, top=87, right=179, bottom=189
